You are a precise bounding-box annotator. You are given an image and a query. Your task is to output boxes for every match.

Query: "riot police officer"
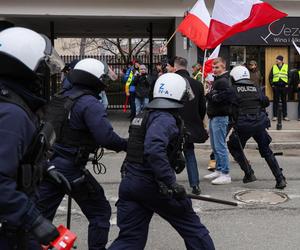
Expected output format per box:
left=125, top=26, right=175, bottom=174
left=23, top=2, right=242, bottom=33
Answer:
left=227, top=65, right=287, bottom=189
left=109, top=73, right=215, bottom=250
left=0, top=27, right=68, bottom=249
left=31, top=58, right=127, bottom=250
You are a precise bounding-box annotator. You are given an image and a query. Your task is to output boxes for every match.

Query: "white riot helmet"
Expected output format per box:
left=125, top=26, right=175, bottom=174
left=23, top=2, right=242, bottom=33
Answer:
left=230, top=65, right=250, bottom=82
left=147, top=73, right=194, bottom=109
left=0, top=27, right=64, bottom=79
left=68, top=58, right=116, bottom=90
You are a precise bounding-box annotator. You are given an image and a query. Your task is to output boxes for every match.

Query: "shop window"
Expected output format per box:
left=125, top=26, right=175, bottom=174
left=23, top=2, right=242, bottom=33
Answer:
left=230, top=46, right=265, bottom=84
left=230, top=46, right=246, bottom=68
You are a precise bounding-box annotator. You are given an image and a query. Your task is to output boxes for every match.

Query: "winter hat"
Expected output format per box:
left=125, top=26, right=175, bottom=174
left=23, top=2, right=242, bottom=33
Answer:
left=276, top=55, right=284, bottom=61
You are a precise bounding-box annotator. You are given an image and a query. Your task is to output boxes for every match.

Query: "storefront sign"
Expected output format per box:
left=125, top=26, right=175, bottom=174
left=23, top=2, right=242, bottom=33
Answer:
left=223, top=17, right=300, bottom=46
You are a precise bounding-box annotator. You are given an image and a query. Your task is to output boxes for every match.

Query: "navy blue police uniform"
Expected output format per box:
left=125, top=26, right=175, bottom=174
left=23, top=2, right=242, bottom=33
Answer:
left=0, top=26, right=67, bottom=249
left=108, top=110, right=215, bottom=250
left=31, top=83, right=127, bottom=250
left=0, top=82, right=41, bottom=249
left=227, top=79, right=286, bottom=188
left=0, top=78, right=60, bottom=249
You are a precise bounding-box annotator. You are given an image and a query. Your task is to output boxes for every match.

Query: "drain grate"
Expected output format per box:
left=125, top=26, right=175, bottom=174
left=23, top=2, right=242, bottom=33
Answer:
left=234, top=190, right=289, bottom=205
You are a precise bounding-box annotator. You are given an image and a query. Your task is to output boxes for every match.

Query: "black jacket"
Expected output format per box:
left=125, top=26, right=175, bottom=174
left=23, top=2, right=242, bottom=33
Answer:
left=133, top=73, right=150, bottom=98
left=176, top=69, right=208, bottom=143
left=206, top=72, right=234, bottom=118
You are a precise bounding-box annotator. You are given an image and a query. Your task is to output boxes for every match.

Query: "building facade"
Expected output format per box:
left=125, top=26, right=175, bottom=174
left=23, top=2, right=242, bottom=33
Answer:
left=1, top=0, right=300, bottom=117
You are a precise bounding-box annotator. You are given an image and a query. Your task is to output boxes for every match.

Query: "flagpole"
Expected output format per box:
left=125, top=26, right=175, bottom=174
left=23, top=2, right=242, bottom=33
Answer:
left=164, top=28, right=178, bottom=48
left=202, top=49, right=208, bottom=84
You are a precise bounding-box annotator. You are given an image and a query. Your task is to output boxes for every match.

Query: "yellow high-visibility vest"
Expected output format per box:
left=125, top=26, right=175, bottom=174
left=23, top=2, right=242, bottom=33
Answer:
left=272, top=64, right=288, bottom=83
left=193, top=71, right=202, bottom=81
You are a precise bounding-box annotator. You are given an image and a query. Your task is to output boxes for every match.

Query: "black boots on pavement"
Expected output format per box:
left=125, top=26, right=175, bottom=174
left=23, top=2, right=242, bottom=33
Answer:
left=264, top=154, right=287, bottom=189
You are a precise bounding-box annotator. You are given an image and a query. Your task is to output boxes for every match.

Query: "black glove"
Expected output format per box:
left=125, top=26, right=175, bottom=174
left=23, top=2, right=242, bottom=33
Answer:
left=30, top=216, right=59, bottom=245
left=158, top=181, right=171, bottom=196
left=170, top=182, right=186, bottom=200
left=47, top=166, right=71, bottom=193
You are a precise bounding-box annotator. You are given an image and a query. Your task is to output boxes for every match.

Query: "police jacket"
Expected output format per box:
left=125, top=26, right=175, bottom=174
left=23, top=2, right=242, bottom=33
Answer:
left=176, top=69, right=207, bottom=143
left=206, top=72, right=234, bottom=118
left=232, top=79, right=270, bottom=132
left=52, top=86, right=127, bottom=160
left=125, top=110, right=179, bottom=187
left=0, top=79, right=44, bottom=231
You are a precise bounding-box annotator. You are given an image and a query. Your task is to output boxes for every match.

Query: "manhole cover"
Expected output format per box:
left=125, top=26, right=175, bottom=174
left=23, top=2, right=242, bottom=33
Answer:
left=234, top=190, right=289, bottom=205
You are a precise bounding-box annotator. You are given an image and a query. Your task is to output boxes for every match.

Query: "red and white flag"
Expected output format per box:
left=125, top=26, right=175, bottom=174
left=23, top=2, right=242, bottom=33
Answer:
left=177, top=0, right=210, bottom=50
left=204, top=44, right=221, bottom=79
left=206, top=0, right=287, bottom=49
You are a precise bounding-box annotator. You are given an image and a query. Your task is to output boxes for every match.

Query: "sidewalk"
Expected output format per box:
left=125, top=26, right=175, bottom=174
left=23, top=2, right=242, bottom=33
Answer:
left=108, top=110, right=300, bottom=149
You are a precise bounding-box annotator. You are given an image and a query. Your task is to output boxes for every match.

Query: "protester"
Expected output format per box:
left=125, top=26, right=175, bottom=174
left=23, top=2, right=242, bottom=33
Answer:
left=174, top=57, right=207, bottom=194
left=204, top=57, right=234, bottom=185
left=133, top=64, right=151, bottom=114
left=124, top=60, right=140, bottom=119
left=61, top=59, right=79, bottom=89
left=99, top=64, right=118, bottom=110
left=248, top=60, right=263, bottom=89
left=166, top=57, right=177, bottom=73
left=192, top=63, right=203, bottom=82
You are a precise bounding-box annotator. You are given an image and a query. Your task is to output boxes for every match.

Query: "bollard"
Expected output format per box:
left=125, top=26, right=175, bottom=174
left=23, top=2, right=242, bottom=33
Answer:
left=276, top=102, right=282, bottom=130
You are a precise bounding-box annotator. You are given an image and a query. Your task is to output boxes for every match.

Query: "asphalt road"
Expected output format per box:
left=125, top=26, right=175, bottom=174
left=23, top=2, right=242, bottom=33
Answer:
left=52, top=148, right=300, bottom=250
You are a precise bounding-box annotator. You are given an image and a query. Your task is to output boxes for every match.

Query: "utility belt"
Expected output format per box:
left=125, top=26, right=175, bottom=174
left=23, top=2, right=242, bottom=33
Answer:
left=120, top=161, right=156, bottom=180
left=53, top=147, right=90, bottom=167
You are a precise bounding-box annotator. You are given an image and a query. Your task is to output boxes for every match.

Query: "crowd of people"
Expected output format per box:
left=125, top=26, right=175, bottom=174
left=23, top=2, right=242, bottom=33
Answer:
left=0, top=26, right=290, bottom=250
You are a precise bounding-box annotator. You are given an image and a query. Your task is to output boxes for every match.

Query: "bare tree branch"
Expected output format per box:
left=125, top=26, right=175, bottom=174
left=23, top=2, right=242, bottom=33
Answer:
left=134, top=39, right=150, bottom=56
left=132, top=39, right=145, bottom=52
left=97, top=45, right=118, bottom=56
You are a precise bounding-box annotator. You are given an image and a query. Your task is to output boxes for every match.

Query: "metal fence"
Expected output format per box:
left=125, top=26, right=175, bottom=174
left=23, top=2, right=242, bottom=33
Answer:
left=56, top=54, right=165, bottom=109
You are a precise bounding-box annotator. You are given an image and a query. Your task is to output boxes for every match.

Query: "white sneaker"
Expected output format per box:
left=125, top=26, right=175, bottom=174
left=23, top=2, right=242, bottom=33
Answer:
left=204, top=171, right=221, bottom=180
left=211, top=174, right=232, bottom=185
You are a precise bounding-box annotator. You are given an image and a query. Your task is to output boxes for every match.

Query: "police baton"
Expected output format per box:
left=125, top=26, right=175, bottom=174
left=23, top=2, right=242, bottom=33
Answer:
left=66, top=195, right=72, bottom=229
left=187, top=193, right=238, bottom=206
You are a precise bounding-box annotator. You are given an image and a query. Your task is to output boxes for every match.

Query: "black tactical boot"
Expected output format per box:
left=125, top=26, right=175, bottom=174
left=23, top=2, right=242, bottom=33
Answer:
left=275, top=176, right=287, bottom=189
left=192, top=185, right=201, bottom=195
left=264, top=154, right=287, bottom=189
left=243, top=169, right=257, bottom=183
left=235, top=157, right=256, bottom=183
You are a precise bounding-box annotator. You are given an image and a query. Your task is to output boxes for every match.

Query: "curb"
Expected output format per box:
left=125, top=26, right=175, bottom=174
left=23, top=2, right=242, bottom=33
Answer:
left=194, top=142, right=300, bottom=150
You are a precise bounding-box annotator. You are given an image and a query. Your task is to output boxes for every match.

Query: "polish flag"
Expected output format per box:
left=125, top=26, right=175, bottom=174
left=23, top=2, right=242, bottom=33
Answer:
left=204, top=44, right=221, bottom=78
left=177, top=0, right=210, bottom=50
left=206, top=0, right=287, bottom=49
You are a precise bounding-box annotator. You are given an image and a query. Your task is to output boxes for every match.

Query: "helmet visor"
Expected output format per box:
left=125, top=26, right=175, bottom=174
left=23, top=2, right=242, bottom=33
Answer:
left=103, top=62, right=118, bottom=81
left=41, top=35, right=64, bottom=75
left=45, top=48, right=65, bottom=75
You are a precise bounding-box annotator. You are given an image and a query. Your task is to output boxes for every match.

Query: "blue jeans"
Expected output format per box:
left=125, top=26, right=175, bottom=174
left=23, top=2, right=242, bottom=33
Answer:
left=135, top=97, right=149, bottom=114
left=183, top=143, right=199, bottom=187
left=209, top=116, right=230, bottom=174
